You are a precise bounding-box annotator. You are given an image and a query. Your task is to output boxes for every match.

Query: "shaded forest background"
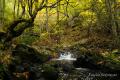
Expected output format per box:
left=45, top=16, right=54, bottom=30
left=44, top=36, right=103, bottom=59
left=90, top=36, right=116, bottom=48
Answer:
left=0, top=0, right=120, bottom=48
left=0, top=0, right=120, bottom=80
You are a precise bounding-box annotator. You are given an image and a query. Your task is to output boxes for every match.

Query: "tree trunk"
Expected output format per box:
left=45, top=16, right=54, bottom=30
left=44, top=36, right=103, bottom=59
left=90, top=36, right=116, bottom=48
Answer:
left=13, top=0, right=16, bottom=19
left=105, top=0, right=118, bottom=37
left=17, top=0, right=20, bottom=17
left=56, top=0, right=60, bottom=24
left=46, top=0, right=49, bottom=32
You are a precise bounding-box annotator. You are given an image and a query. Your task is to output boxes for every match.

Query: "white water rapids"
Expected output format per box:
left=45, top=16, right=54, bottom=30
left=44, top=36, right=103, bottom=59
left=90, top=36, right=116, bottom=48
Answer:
left=53, top=52, right=76, bottom=61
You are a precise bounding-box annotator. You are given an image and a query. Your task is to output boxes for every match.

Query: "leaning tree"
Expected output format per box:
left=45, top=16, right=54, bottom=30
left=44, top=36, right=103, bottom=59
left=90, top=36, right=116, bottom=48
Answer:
left=0, top=0, right=63, bottom=50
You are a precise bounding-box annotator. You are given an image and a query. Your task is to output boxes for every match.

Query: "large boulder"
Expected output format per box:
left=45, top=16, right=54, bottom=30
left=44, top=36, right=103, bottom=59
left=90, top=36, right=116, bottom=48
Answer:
left=73, top=55, right=102, bottom=70
left=42, top=65, right=59, bottom=80
left=12, top=44, right=50, bottom=64
left=62, top=63, right=74, bottom=73
left=73, top=54, right=120, bottom=74
left=8, top=44, right=52, bottom=80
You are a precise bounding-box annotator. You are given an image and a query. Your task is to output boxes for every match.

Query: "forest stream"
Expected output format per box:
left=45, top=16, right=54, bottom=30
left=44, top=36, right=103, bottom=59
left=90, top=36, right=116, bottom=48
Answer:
left=38, top=51, right=119, bottom=80
left=0, top=44, right=120, bottom=80
left=1, top=0, right=120, bottom=80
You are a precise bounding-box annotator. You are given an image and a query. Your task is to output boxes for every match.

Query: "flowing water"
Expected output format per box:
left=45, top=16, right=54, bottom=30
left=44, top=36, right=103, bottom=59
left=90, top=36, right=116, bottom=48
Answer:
left=51, top=52, right=93, bottom=80
left=50, top=52, right=118, bottom=80
left=53, top=52, right=76, bottom=61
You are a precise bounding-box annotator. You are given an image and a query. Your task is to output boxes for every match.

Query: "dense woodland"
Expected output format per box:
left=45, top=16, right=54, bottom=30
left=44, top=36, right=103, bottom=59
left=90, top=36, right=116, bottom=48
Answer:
left=0, top=0, right=120, bottom=80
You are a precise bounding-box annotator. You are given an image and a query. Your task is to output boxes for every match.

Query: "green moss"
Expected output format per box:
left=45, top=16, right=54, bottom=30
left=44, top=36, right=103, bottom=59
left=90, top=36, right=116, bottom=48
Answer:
left=42, top=64, right=58, bottom=80
left=18, top=33, right=40, bottom=45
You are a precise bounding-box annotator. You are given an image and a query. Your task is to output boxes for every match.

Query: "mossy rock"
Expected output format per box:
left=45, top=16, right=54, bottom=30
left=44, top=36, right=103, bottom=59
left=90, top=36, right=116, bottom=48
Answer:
left=12, top=44, right=50, bottom=64
left=42, top=65, right=59, bottom=80
left=0, top=64, right=11, bottom=80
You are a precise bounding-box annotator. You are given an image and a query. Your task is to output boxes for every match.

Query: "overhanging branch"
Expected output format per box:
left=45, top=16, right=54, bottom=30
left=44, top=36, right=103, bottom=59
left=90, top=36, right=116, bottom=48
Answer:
left=3, top=0, right=63, bottom=44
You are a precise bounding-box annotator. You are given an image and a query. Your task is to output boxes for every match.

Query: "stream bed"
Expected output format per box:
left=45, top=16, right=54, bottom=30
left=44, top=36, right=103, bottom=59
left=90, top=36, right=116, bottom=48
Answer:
left=46, top=52, right=119, bottom=80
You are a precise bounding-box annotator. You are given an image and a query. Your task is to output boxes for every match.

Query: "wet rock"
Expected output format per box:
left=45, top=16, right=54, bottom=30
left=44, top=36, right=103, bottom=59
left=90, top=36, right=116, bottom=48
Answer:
left=10, top=44, right=52, bottom=80
left=62, top=63, right=74, bottom=73
left=73, top=55, right=100, bottom=70
left=42, top=65, right=59, bottom=80
left=73, top=54, right=120, bottom=74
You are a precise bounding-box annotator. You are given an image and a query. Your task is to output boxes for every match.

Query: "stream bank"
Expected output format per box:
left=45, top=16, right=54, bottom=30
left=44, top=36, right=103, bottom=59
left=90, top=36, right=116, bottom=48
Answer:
left=0, top=43, right=120, bottom=80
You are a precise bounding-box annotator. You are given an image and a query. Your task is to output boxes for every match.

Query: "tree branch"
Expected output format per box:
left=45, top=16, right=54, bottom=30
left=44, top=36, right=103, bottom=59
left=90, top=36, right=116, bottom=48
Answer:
left=3, top=0, right=63, bottom=44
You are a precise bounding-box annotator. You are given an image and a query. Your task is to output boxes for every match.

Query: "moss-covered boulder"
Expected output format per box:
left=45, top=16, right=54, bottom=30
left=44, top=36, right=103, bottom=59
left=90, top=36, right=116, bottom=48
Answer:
left=42, top=65, right=59, bottom=80
left=12, top=44, right=50, bottom=64
left=73, top=55, right=100, bottom=69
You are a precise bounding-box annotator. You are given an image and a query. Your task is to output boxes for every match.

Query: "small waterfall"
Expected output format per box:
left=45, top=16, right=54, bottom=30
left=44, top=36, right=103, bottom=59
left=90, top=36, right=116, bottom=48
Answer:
left=53, top=52, right=76, bottom=61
